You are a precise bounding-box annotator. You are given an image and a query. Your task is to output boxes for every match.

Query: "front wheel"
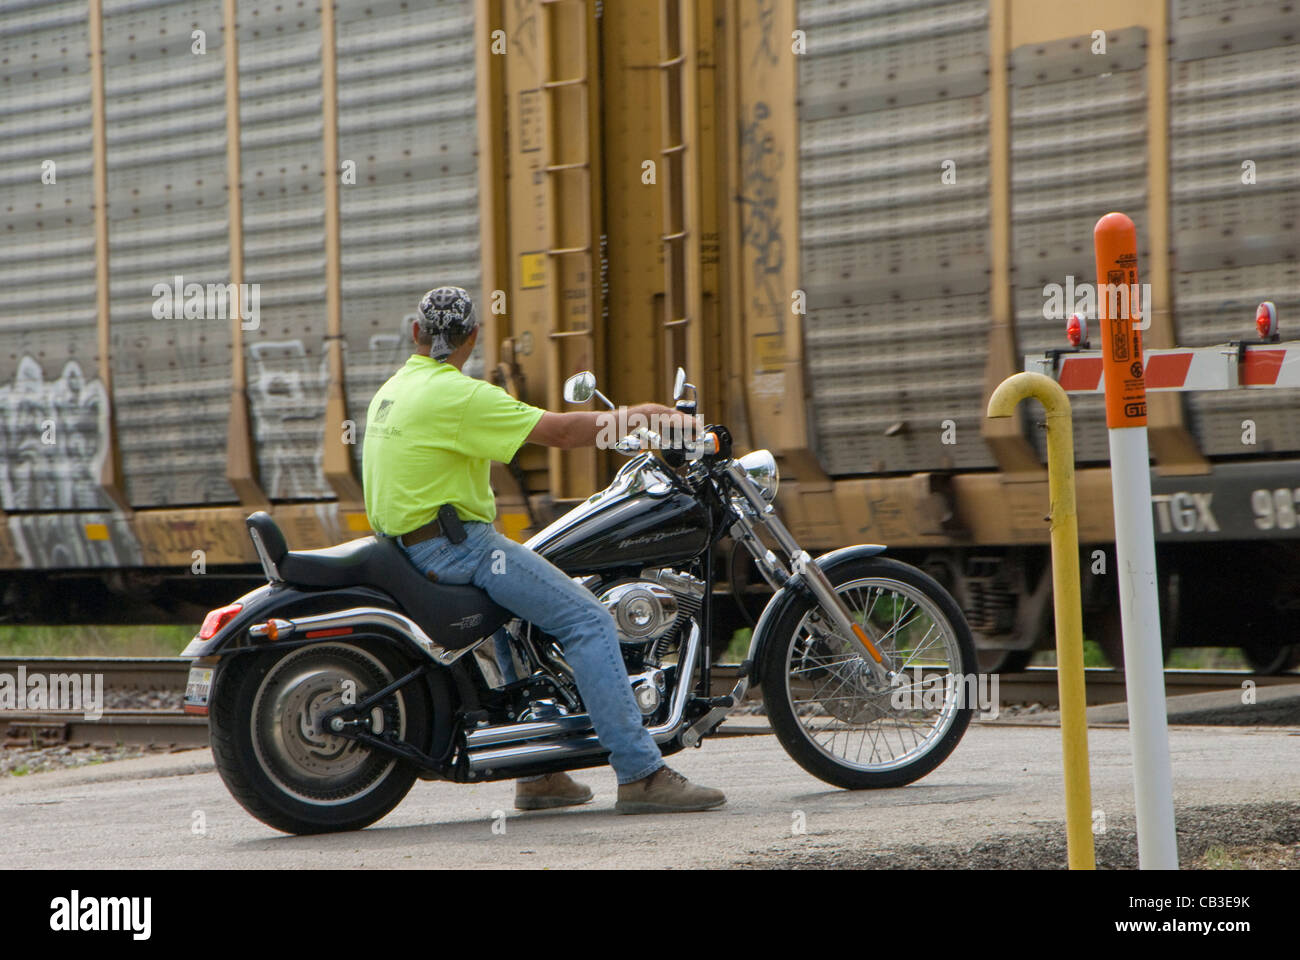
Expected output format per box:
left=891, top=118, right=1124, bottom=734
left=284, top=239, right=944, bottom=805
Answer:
left=760, top=556, right=977, bottom=790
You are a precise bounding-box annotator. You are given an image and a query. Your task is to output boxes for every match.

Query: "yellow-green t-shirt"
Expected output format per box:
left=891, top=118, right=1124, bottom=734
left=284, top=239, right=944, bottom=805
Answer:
left=362, top=355, right=545, bottom=535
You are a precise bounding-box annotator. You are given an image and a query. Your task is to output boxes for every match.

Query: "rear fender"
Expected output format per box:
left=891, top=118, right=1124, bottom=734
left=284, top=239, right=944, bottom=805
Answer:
left=181, top=583, right=479, bottom=668
left=186, top=582, right=463, bottom=770
left=744, top=544, right=887, bottom=686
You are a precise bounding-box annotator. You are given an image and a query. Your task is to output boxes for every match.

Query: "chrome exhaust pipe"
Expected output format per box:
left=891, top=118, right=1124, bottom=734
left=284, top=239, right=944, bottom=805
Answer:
left=464, top=713, right=594, bottom=749
left=466, top=622, right=701, bottom=776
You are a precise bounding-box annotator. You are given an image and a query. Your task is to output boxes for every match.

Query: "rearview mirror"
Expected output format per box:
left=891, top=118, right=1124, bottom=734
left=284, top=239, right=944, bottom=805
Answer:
left=564, top=371, right=596, bottom=404
left=673, top=367, right=686, bottom=400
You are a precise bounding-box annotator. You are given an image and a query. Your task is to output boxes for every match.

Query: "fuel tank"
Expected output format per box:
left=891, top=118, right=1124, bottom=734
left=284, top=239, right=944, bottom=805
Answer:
left=526, top=456, right=710, bottom=574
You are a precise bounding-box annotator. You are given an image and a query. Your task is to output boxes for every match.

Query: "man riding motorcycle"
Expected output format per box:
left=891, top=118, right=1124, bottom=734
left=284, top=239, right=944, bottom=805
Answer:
left=361, top=286, right=726, bottom=814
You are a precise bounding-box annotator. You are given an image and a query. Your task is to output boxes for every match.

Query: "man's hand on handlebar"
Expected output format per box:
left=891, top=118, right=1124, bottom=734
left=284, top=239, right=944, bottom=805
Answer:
left=627, top=404, right=702, bottom=447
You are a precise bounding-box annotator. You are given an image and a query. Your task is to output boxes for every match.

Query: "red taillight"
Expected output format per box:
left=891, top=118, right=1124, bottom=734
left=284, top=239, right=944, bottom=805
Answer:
left=1256, top=301, right=1277, bottom=339
left=1066, top=313, right=1087, bottom=347
left=199, top=603, right=243, bottom=640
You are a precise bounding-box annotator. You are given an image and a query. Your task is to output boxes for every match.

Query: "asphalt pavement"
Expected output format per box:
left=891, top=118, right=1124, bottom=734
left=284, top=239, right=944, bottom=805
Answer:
left=2, top=721, right=1297, bottom=869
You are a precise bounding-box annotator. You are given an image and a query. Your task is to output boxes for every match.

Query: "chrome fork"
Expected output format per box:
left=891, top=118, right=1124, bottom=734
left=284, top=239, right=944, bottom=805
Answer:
left=724, top=461, right=897, bottom=682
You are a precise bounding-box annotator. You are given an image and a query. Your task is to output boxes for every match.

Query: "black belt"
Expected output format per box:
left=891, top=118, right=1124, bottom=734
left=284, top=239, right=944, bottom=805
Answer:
left=396, top=516, right=445, bottom=548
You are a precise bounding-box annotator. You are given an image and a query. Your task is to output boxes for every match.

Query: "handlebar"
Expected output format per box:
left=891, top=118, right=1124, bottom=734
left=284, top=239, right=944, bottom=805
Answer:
left=615, top=425, right=720, bottom=460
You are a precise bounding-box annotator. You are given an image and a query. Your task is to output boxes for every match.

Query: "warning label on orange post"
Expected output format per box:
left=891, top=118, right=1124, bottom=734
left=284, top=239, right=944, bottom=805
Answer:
left=1094, top=212, right=1147, bottom=428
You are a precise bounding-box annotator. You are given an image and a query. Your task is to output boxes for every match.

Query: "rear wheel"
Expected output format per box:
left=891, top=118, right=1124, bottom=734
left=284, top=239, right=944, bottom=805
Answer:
left=209, top=640, right=434, bottom=835
left=760, top=557, right=976, bottom=790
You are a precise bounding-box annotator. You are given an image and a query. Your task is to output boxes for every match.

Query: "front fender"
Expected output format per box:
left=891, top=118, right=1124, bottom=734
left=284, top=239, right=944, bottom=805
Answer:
left=743, top=544, right=887, bottom=685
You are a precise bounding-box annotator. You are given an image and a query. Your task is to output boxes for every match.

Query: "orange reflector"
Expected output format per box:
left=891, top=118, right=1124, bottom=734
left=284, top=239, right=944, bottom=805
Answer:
left=304, top=627, right=354, bottom=639
left=851, top=623, right=883, bottom=663
left=84, top=522, right=110, bottom=541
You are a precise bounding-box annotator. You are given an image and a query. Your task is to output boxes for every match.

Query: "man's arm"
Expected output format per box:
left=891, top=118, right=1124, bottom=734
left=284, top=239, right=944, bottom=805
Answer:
left=526, top=404, right=684, bottom=450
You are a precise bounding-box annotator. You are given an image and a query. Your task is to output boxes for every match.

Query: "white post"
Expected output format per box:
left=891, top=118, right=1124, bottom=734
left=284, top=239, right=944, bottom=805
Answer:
left=1095, top=212, right=1178, bottom=869
left=1107, top=427, right=1179, bottom=869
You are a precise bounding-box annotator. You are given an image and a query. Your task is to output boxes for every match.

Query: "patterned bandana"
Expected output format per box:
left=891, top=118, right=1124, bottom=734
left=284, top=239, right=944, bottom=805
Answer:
left=417, top=286, right=476, bottom=360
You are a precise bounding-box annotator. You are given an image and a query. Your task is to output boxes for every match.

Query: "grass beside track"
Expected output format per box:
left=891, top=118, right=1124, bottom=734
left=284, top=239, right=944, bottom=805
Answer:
left=0, top=625, right=195, bottom=658
left=1032, top=639, right=1252, bottom=670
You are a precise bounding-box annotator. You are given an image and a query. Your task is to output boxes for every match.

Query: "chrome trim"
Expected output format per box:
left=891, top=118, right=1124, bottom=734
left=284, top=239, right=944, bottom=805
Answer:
left=523, top=453, right=674, bottom=552
left=523, top=461, right=642, bottom=552
left=728, top=514, right=789, bottom=589
left=470, top=643, right=508, bottom=689
left=598, top=581, right=678, bottom=643
left=681, top=672, right=750, bottom=748
left=650, top=567, right=705, bottom=600
left=267, top=606, right=486, bottom=666
left=736, top=449, right=779, bottom=502
left=465, top=621, right=701, bottom=774
left=726, top=460, right=800, bottom=556
left=249, top=618, right=294, bottom=639
left=514, top=628, right=581, bottom=711
left=248, top=526, right=282, bottom=582
left=464, top=713, right=595, bottom=749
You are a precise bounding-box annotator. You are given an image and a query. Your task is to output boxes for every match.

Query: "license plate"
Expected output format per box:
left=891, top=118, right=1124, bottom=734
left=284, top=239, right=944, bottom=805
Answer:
left=184, top=665, right=214, bottom=715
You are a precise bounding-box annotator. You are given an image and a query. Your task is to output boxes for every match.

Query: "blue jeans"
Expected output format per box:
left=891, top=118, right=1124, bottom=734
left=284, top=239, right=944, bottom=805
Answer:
left=401, top=522, right=664, bottom=784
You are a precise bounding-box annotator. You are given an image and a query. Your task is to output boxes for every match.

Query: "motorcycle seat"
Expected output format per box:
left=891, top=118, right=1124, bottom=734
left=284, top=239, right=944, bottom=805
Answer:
left=246, top=512, right=510, bottom=649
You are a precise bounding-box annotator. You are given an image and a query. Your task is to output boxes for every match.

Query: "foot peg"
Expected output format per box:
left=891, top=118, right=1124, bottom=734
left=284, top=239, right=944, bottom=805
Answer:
left=691, top=695, right=734, bottom=710
left=680, top=679, right=749, bottom=749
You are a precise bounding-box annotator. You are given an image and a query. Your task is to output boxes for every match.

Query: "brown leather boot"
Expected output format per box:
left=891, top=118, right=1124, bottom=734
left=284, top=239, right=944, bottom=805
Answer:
left=514, top=772, right=594, bottom=810
left=615, top=765, right=726, bottom=814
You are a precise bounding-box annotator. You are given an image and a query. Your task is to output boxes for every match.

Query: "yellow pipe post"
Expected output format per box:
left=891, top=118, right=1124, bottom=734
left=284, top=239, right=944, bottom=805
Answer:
left=987, top=372, right=1095, bottom=870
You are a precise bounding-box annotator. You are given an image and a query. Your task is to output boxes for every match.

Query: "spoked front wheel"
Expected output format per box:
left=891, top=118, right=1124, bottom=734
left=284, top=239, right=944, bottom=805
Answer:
left=760, top=556, right=977, bottom=789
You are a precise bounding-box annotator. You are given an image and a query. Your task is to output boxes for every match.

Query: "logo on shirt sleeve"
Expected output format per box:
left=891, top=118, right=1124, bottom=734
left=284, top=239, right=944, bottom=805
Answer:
left=374, top=399, right=394, bottom=423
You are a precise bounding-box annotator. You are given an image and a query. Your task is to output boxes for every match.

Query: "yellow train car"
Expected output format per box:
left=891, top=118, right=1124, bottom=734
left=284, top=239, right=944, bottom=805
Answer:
left=0, top=0, right=1297, bottom=669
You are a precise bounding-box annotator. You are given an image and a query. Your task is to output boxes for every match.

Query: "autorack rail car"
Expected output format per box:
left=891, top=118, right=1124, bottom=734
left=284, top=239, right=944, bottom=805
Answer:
left=0, top=0, right=1297, bottom=671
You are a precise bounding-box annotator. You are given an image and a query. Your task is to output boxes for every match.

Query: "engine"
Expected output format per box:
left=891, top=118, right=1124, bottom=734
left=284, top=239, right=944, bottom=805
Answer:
left=596, top=568, right=704, bottom=652
left=593, top=569, right=705, bottom=718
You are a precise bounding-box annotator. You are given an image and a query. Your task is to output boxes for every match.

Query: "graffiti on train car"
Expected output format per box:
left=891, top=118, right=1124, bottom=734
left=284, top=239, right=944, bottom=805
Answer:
left=509, top=0, right=538, bottom=74
left=0, top=357, right=113, bottom=512
left=751, top=0, right=781, bottom=68
left=739, top=101, right=786, bottom=333
left=134, top=513, right=254, bottom=567
left=246, top=340, right=330, bottom=500
left=7, top=513, right=143, bottom=569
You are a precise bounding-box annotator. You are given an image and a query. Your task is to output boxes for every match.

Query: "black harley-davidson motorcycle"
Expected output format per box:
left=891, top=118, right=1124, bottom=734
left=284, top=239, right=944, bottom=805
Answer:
left=183, top=369, right=976, bottom=834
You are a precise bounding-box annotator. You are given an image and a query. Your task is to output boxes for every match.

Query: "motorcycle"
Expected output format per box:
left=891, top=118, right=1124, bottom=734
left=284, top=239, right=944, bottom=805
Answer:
left=183, top=368, right=976, bottom=834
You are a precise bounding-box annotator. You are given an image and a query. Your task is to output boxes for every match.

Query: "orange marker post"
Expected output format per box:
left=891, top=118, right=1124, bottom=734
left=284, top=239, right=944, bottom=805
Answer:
left=1095, top=212, right=1178, bottom=869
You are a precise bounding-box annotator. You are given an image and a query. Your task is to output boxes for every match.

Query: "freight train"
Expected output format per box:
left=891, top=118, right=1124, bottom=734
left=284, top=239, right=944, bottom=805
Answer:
left=1, top=0, right=1297, bottom=671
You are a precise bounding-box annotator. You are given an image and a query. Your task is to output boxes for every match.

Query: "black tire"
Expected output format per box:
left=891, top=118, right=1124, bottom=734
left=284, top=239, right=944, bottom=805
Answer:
left=1240, top=641, right=1300, bottom=675
left=759, top=556, right=976, bottom=790
left=209, top=640, right=434, bottom=835
left=1088, top=571, right=1177, bottom=669
left=976, top=648, right=1033, bottom=674
left=1090, top=600, right=1174, bottom=669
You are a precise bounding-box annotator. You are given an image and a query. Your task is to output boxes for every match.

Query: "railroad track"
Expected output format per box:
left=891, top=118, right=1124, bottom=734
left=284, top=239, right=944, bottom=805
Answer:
left=0, top=657, right=201, bottom=749
left=709, top=664, right=1300, bottom=707
left=0, top=710, right=207, bottom=748
left=992, top=667, right=1300, bottom=706
left=1, top=657, right=1296, bottom=748
left=0, top=656, right=190, bottom=692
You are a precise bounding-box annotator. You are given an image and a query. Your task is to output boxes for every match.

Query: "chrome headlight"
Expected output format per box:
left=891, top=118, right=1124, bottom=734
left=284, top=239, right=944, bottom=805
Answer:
left=737, top=449, right=779, bottom=502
